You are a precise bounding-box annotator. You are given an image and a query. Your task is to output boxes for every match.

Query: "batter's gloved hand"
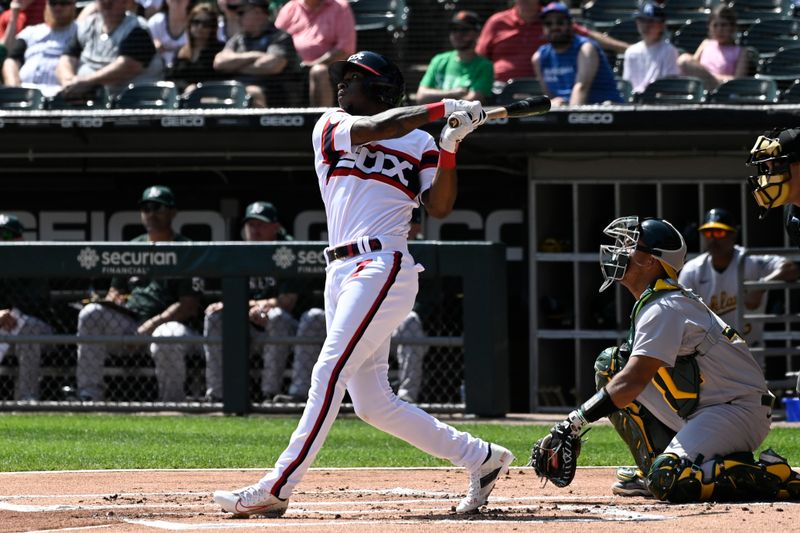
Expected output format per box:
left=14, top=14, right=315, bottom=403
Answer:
left=528, top=419, right=586, bottom=488
left=442, top=99, right=487, bottom=127
left=439, top=111, right=474, bottom=153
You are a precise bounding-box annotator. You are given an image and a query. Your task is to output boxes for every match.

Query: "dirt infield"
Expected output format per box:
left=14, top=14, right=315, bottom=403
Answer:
left=1, top=467, right=797, bottom=532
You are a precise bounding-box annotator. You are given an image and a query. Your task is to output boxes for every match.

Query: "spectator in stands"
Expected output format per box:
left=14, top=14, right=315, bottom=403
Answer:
left=677, top=5, right=747, bottom=91
left=75, top=185, right=203, bottom=402
left=415, top=10, right=493, bottom=105
left=2, top=0, right=77, bottom=97
left=679, top=208, right=797, bottom=359
left=532, top=2, right=622, bottom=107
left=0, top=213, right=53, bottom=402
left=476, top=0, right=630, bottom=86
left=147, top=0, right=189, bottom=69
left=168, top=3, right=225, bottom=93
left=274, top=0, right=355, bottom=107
left=213, top=0, right=299, bottom=108
left=203, top=201, right=298, bottom=402
left=56, top=0, right=163, bottom=99
left=1, top=0, right=47, bottom=49
left=217, top=0, right=242, bottom=42
left=622, top=2, right=679, bottom=94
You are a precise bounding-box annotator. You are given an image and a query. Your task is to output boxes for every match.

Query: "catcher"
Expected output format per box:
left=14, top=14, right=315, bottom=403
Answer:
left=530, top=216, right=800, bottom=502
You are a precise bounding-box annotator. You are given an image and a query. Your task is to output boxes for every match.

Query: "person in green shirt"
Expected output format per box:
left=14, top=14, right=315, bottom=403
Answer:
left=75, top=185, right=203, bottom=402
left=415, top=11, right=494, bottom=105
left=0, top=213, right=53, bottom=401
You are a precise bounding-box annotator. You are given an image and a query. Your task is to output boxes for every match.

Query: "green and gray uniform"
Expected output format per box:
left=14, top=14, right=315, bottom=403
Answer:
left=0, top=278, right=53, bottom=401
left=76, top=233, right=203, bottom=402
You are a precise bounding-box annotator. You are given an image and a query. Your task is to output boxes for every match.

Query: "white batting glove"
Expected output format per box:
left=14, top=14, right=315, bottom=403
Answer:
left=442, top=99, right=487, bottom=127
left=439, top=111, right=474, bottom=153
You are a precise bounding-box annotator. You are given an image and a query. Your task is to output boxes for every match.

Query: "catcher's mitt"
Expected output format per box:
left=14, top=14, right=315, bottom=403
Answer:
left=528, top=421, right=585, bottom=488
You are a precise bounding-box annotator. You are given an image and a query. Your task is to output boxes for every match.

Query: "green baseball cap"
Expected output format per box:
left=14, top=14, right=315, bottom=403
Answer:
left=0, top=213, right=24, bottom=237
left=139, top=185, right=176, bottom=207
left=244, top=201, right=278, bottom=223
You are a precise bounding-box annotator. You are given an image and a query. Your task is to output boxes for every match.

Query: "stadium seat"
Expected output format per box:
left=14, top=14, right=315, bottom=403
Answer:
left=670, top=20, right=709, bottom=54
left=780, top=79, right=800, bottom=101
left=46, top=86, right=110, bottom=110
left=0, top=87, right=44, bottom=110
left=113, top=82, right=179, bottom=109
left=740, top=17, right=800, bottom=58
left=495, top=78, right=544, bottom=105
left=730, top=0, right=792, bottom=25
left=349, top=0, right=409, bottom=61
left=582, top=0, right=640, bottom=28
left=634, top=76, right=706, bottom=103
left=756, top=45, right=800, bottom=87
left=616, top=78, right=634, bottom=103
left=606, top=18, right=641, bottom=46
left=664, top=0, right=711, bottom=25
left=707, top=77, right=778, bottom=103
left=179, top=81, right=250, bottom=109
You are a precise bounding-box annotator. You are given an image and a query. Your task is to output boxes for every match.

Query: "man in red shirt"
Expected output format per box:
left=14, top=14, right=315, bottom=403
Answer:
left=476, top=0, right=629, bottom=84
left=275, top=0, right=356, bottom=106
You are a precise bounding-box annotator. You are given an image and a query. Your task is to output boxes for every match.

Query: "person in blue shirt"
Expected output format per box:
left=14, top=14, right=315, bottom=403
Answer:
left=532, top=2, right=622, bottom=106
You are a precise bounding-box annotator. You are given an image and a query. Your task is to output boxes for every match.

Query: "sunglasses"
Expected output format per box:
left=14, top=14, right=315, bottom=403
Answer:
left=48, top=0, right=75, bottom=5
left=1, top=230, right=20, bottom=241
left=701, top=229, right=731, bottom=239
left=190, top=18, right=216, bottom=27
left=140, top=202, right=169, bottom=213
left=450, top=27, right=474, bottom=34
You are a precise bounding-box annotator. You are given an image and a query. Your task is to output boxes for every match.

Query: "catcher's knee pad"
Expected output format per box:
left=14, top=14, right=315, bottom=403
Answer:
left=758, top=448, right=800, bottom=500
left=609, top=401, right=676, bottom=473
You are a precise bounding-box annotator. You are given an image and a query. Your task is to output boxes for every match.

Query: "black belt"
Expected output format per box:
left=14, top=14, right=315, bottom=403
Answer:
left=324, top=238, right=382, bottom=262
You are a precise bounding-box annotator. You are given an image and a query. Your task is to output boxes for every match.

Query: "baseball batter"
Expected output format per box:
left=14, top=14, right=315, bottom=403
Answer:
left=679, top=207, right=796, bottom=351
left=533, top=216, right=800, bottom=502
left=213, top=51, right=513, bottom=517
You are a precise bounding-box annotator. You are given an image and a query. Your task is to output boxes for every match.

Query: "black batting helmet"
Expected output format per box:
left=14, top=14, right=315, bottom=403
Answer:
left=329, top=51, right=406, bottom=108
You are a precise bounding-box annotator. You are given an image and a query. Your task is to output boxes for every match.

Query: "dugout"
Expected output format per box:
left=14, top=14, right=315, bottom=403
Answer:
left=1, top=104, right=800, bottom=413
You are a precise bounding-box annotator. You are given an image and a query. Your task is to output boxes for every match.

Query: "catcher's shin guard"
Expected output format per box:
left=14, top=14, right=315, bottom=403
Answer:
left=649, top=451, right=790, bottom=503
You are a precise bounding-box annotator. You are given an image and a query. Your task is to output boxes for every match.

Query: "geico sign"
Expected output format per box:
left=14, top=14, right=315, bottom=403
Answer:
left=161, top=116, right=205, bottom=127
left=567, top=113, right=614, bottom=125
left=260, top=115, right=304, bottom=127
left=61, top=117, right=104, bottom=128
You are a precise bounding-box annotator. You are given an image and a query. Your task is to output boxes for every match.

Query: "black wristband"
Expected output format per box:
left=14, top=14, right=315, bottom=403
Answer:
left=580, top=387, right=619, bottom=423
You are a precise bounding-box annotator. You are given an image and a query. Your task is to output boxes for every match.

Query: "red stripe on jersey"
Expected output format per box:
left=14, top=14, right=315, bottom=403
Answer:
left=330, top=167, right=418, bottom=199
left=366, top=143, right=421, bottom=166
left=420, top=149, right=439, bottom=170
left=320, top=117, right=342, bottom=167
left=270, top=252, right=403, bottom=498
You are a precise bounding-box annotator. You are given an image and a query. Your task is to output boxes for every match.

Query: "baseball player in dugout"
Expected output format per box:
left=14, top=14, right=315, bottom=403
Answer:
left=214, top=50, right=514, bottom=517
left=679, top=207, right=798, bottom=355
left=529, top=216, right=800, bottom=502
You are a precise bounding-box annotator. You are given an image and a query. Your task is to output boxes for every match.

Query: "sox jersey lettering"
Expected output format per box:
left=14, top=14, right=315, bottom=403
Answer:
left=313, top=108, right=438, bottom=246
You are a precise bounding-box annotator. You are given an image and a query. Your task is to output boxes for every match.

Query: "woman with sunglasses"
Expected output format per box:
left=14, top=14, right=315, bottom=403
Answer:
left=167, top=3, right=224, bottom=93
left=2, top=0, right=76, bottom=97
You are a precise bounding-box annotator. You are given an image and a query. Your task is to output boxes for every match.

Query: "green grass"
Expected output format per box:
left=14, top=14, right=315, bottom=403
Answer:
left=0, top=413, right=799, bottom=471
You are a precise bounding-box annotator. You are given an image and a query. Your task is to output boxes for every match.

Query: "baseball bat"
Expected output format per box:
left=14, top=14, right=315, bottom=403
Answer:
left=447, top=96, right=551, bottom=128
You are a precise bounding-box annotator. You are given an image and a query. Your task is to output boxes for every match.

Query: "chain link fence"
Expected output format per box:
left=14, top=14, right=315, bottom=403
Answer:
left=0, top=272, right=466, bottom=410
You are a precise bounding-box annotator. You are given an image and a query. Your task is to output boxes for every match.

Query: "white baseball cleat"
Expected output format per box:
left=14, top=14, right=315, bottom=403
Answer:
left=213, top=484, right=289, bottom=518
left=456, top=443, right=515, bottom=513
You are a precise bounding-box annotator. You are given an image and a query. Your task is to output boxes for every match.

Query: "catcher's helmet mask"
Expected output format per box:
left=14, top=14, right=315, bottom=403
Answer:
left=330, top=51, right=406, bottom=109
left=599, top=216, right=686, bottom=292
left=747, top=127, right=800, bottom=218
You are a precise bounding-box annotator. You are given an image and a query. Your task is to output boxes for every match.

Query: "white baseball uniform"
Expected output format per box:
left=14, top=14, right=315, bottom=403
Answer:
left=630, top=284, right=772, bottom=468
left=257, top=108, right=489, bottom=499
left=679, top=245, right=788, bottom=346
